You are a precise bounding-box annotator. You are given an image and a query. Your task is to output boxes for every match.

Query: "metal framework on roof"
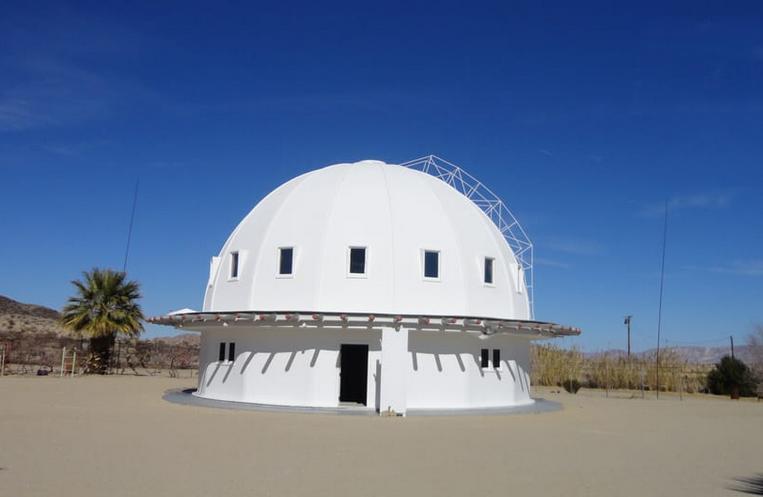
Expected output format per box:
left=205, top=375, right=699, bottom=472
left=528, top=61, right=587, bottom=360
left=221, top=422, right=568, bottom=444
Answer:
left=401, top=155, right=535, bottom=318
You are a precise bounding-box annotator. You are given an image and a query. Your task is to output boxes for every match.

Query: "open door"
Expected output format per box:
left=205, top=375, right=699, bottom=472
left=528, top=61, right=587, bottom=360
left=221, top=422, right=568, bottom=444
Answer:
left=339, top=344, right=368, bottom=405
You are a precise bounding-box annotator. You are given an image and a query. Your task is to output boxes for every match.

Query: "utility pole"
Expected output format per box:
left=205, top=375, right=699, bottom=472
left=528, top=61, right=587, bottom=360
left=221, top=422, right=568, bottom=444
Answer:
left=730, top=335, right=735, bottom=359
left=656, top=201, right=669, bottom=400
left=624, top=315, right=633, bottom=358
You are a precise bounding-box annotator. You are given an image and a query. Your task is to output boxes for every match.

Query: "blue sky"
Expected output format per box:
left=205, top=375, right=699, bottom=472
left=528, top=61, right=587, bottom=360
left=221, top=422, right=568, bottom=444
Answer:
left=1, top=1, right=762, bottom=350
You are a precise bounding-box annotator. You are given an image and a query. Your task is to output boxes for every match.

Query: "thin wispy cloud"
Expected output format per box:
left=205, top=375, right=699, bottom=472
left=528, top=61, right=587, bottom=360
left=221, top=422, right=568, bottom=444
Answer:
left=542, top=237, right=606, bottom=256
left=534, top=257, right=571, bottom=269
left=640, top=192, right=734, bottom=217
left=0, top=13, right=154, bottom=132
left=709, top=260, right=763, bottom=276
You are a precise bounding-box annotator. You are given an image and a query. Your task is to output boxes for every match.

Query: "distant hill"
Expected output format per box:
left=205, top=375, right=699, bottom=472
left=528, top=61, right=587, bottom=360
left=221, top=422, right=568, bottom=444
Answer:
left=0, top=295, right=60, bottom=320
left=0, top=295, right=66, bottom=336
left=0, top=294, right=199, bottom=344
left=585, top=345, right=753, bottom=365
left=149, top=333, right=200, bottom=346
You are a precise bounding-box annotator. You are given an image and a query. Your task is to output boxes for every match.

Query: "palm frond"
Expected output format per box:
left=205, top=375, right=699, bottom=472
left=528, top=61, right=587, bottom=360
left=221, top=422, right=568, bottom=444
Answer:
left=60, top=268, right=145, bottom=338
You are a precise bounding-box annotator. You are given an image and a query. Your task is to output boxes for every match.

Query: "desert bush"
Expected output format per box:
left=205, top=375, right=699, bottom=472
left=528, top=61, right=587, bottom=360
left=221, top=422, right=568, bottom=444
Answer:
left=531, top=345, right=709, bottom=393
left=531, top=344, right=583, bottom=387
left=561, top=379, right=581, bottom=394
left=706, top=356, right=758, bottom=398
left=747, top=325, right=763, bottom=379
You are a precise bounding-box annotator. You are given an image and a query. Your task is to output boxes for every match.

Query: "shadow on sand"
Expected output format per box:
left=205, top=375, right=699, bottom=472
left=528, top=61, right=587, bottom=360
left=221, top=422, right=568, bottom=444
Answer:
left=731, top=475, right=763, bottom=495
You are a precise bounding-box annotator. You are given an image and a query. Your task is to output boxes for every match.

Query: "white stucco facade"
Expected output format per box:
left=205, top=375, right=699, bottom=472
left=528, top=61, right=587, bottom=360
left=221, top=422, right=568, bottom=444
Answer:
left=151, top=159, right=579, bottom=414
left=193, top=324, right=533, bottom=410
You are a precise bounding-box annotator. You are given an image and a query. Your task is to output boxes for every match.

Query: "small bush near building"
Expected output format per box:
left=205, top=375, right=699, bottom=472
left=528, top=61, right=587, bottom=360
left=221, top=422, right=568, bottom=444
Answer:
left=706, top=356, right=758, bottom=398
left=561, top=379, right=581, bottom=394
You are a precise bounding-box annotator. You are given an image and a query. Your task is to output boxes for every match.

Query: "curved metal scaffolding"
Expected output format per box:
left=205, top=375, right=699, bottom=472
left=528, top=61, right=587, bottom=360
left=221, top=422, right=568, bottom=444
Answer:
left=401, top=155, right=534, bottom=318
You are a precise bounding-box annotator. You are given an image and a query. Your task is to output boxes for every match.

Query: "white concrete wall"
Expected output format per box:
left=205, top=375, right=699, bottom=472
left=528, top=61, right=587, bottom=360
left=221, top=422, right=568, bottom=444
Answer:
left=196, top=326, right=533, bottom=411
left=197, top=326, right=381, bottom=408
left=406, top=331, right=533, bottom=409
left=380, top=327, right=408, bottom=414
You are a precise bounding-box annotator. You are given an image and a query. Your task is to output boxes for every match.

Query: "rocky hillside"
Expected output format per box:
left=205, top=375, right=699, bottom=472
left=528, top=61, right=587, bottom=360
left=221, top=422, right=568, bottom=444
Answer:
left=0, top=295, right=66, bottom=336
left=0, top=295, right=199, bottom=344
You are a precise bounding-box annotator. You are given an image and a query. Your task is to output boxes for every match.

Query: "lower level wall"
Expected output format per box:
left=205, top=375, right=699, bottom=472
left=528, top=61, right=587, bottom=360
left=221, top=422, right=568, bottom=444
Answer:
left=196, top=326, right=533, bottom=410
left=406, top=331, right=533, bottom=409
left=197, top=327, right=381, bottom=407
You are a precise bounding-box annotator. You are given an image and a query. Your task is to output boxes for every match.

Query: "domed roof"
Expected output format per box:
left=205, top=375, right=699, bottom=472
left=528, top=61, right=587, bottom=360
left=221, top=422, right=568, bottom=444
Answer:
left=203, top=160, right=530, bottom=320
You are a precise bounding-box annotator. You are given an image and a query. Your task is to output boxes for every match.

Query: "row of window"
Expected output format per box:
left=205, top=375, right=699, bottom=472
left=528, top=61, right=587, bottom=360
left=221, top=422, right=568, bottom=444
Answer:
left=217, top=341, right=502, bottom=370
left=229, top=248, right=501, bottom=285
left=481, top=348, right=501, bottom=369
left=219, top=342, right=236, bottom=362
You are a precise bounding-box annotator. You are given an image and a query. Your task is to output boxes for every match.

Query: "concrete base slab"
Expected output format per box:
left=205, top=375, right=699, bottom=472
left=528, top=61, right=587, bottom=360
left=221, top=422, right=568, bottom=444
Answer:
left=163, top=388, right=561, bottom=416
left=406, top=399, right=562, bottom=416
left=163, top=389, right=377, bottom=415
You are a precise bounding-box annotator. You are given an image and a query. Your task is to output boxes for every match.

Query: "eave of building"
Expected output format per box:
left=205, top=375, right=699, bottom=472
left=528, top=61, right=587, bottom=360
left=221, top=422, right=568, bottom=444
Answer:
left=147, top=311, right=581, bottom=339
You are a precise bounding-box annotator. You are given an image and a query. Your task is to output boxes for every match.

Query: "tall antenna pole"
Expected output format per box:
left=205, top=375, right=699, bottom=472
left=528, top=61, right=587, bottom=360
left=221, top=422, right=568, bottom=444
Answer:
left=656, top=200, right=669, bottom=399
left=625, top=315, right=632, bottom=358
left=122, top=179, right=139, bottom=273
left=730, top=335, right=735, bottom=359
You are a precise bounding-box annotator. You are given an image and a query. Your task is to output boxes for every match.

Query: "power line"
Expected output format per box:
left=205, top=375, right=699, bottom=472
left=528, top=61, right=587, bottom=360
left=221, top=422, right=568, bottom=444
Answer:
left=122, top=179, right=139, bottom=273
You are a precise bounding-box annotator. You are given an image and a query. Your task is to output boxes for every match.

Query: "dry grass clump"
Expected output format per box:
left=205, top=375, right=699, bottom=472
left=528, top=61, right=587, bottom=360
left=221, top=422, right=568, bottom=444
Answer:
left=531, top=344, right=711, bottom=393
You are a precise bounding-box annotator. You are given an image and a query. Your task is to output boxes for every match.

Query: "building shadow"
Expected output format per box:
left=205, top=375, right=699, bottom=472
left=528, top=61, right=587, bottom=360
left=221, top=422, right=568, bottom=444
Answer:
left=731, top=474, right=763, bottom=494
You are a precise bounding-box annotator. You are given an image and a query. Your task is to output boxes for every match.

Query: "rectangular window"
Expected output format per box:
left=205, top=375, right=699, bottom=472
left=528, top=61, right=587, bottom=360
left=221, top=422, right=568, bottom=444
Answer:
left=492, top=349, right=501, bottom=368
left=480, top=348, right=489, bottom=368
left=424, top=250, right=439, bottom=279
left=484, top=257, right=494, bottom=284
left=279, top=247, right=294, bottom=275
left=218, top=342, right=226, bottom=361
left=349, top=247, right=366, bottom=274
left=230, top=252, right=239, bottom=279
left=228, top=342, right=236, bottom=362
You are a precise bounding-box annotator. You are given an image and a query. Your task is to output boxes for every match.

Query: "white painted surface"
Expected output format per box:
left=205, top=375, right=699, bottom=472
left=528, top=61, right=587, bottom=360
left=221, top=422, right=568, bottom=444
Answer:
left=196, top=326, right=380, bottom=408
left=203, top=161, right=530, bottom=320
left=406, top=331, right=533, bottom=409
left=195, top=325, right=533, bottom=410
left=380, top=327, right=409, bottom=414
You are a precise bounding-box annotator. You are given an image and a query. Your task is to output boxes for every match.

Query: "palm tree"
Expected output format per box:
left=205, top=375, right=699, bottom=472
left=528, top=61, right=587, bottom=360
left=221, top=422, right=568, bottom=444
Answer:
left=61, top=268, right=144, bottom=374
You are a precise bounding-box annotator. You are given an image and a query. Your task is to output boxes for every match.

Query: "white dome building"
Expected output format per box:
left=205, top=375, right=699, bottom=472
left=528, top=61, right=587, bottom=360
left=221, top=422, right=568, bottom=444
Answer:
left=151, top=156, right=579, bottom=414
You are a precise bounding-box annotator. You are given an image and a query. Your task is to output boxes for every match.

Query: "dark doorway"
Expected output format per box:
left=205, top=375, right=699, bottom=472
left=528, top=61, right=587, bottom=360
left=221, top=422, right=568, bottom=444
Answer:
left=339, top=344, right=368, bottom=404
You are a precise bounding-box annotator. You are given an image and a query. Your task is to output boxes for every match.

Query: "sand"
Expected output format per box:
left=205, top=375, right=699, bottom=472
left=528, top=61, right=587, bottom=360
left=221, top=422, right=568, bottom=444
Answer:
left=1, top=376, right=761, bottom=497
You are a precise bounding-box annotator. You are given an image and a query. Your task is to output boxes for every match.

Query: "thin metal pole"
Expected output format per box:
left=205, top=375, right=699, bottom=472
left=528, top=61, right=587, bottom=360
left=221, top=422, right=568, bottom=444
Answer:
left=0, top=348, right=4, bottom=377
left=61, top=347, right=66, bottom=377
left=730, top=335, right=735, bottom=359
left=122, top=179, right=139, bottom=273
left=656, top=201, right=669, bottom=400
left=71, top=350, right=76, bottom=378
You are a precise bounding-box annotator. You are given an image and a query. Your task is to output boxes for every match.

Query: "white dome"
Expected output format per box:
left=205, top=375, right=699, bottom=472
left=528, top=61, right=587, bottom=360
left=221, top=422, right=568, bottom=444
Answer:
left=203, top=160, right=530, bottom=320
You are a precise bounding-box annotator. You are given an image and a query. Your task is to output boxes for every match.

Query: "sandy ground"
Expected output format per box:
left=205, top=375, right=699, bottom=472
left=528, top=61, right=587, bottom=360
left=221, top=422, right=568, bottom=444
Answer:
left=1, top=376, right=762, bottom=497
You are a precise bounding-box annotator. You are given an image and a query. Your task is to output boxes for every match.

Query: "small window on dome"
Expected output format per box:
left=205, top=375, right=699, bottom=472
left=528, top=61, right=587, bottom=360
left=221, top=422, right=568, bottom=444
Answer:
left=218, top=342, right=226, bottom=362
left=349, top=247, right=366, bottom=275
left=480, top=348, right=489, bottom=368
left=279, top=247, right=294, bottom=275
left=423, top=250, right=439, bottom=279
left=484, top=257, right=494, bottom=285
left=229, top=252, right=239, bottom=279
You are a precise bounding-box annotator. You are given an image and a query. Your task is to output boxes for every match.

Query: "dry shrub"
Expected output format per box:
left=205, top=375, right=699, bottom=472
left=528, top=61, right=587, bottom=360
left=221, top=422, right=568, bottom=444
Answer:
left=532, top=344, right=710, bottom=393
left=531, top=344, right=583, bottom=387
